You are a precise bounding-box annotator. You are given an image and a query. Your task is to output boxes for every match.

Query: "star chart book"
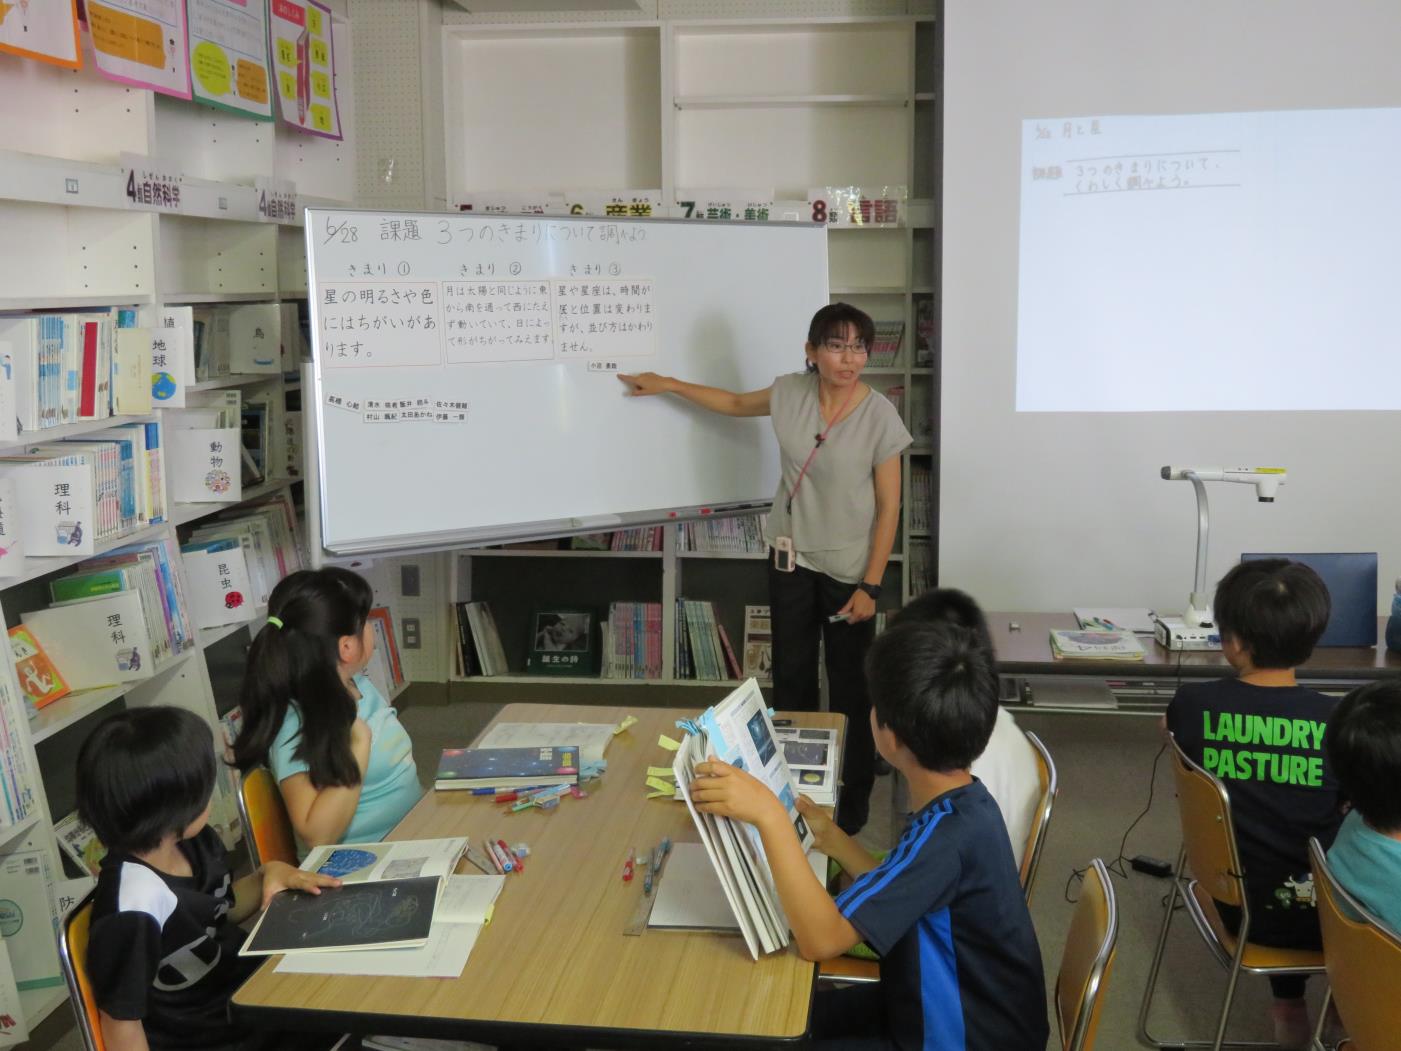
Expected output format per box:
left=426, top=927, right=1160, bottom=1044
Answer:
left=1049, top=629, right=1146, bottom=661
left=434, top=745, right=580, bottom=791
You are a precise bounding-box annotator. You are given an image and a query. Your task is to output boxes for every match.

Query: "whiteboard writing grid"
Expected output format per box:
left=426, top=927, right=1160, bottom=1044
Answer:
left=306, top=210, right=829, bottom=555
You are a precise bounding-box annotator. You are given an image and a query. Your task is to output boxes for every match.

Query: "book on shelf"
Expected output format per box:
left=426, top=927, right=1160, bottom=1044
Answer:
left=525, top=608, right=596, bottom=676
left=284, top=410, right=303, bottom=478
left=677, top=599, right=734, bottom=681
left=0, top=452, right=101, bottom=556
left=879, top=384, right=905, bottom=417
left=54, top=534, right=193, bottom=662
left=227, top=303, right=283, bottom=375
left=914, top=297, right=935, bottom=366
left=909, top=461, right=932, bottom=533
left=742, top=605, right=773, bottom=682
left=677, top=513, right=768, bottom=554
left=0, top=849, right=61, bottom=991
left=435, top=745, right=580, bottom=791
left=21, top=591, right=157, bottom=689
left=0, top=477, right=25, bottom=580
left=111, top=326, right=153, bottom=416
left=454, top=601, right=507, bottom=677
left=240, top=395, right=271, bottom=486
left=139, top=305, right=196, bottom=409
left=867, top=319, right=905, bottom=367
left=0, top=628, right=37, bottom=826
left=242, top=837, right=470, bottom=957
left=53, top=811, right=106, bottom=878
left=8, top=626, right=70, bottom=712
left=1049, top=629, right=1146, bottom=661
left=0, top=936, right=27, bottom=1044
left=167, top=390, right=243, bottom=504
left=0, top=314, right=105, bottom=436
left=602, top=601, right=662, bottom=680
left=364, top=607, right=404, bottom=701
left=774, top=725, right=840, bottom=807
left=187, top=493, right=304, bottom=606
left=672, top=679, right=816, bottom=959
left=908, top=382, right=933, bottom=445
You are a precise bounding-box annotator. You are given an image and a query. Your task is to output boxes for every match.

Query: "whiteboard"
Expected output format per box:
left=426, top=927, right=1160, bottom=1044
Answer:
left=305, top=210, right=829, bottom=555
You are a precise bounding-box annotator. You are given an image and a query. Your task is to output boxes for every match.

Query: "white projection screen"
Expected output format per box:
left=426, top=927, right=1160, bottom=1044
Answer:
left=941, top=1, right=1401, bottom=614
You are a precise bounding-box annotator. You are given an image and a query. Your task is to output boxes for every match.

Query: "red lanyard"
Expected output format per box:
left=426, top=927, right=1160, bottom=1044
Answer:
left=786, top=382, right=860, bottom=515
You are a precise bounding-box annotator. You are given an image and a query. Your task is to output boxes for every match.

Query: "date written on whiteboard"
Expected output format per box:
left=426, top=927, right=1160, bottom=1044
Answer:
left=587, top=361, right=621, bottom=373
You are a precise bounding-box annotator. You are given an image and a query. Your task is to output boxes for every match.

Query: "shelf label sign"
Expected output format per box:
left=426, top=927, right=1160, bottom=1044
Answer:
left=120, top=153, right=184, bottom=213
left=807, top=185, right=908, bottom=227
left=256, top=177, right=298, bottom=223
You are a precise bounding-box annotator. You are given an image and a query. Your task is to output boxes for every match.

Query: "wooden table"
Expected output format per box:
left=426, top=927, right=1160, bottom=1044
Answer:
left=231, top=703, right=845, bottom=1049
left=988, top=612, right=1401, bottom=681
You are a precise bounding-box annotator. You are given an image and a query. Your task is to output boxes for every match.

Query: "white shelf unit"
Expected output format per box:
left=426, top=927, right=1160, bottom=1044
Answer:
left=439, top=14, right=937, bottom=690
left=0, top=15, right=357, bottom=1033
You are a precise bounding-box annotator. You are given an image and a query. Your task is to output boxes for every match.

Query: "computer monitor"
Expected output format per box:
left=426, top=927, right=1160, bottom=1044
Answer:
left=1238, top=552, right=1378, bottom=647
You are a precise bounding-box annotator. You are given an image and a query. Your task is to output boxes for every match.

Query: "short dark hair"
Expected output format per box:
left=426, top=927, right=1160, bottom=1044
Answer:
left=1213, top=558, right=1330, bottom=669
left=805, top=303, right=876, bottom=373
left=866, top=619, right=998, bottom=773
left=76, top=706, right=217, bottom=854
left=1326, top=680, right=1401, bottom=833
left=889, top=588, right=995, bottom=656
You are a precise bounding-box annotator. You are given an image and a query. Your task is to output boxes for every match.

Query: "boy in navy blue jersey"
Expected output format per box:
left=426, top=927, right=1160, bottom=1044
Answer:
left=77, top=706, right=339, bottom=1051
left=692, top=619, right=1048, bottom=1051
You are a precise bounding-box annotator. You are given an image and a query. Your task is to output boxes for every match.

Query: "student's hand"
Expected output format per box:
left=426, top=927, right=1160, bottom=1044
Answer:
left=350, top=717, right=372, bottom=771
left=796, top=795, right=843, bottom=853
left=260, top=861, right=341, bottom=911
left=692, top=757, right=786, bottom=828
left=618, top=372, right=673, bottom=397
left=836, top=588, right=877, bottom=624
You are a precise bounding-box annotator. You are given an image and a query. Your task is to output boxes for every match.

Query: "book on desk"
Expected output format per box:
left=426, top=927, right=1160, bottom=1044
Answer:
left=435, top=745, right=581, bottom=791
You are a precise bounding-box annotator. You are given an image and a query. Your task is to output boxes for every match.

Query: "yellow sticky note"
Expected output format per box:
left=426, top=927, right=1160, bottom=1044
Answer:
left=311, top=70, right=330, bottom=99
left=647, top=789, right=673, bottom=799
left=309, top=104, right=332, bottom=131
left=657, top=734, right=680, bottom=752
left=646, top=776, right=674, bottom=794
left=613, top=715, right=638, bottom=736
left=278, top=71, right=296, bottom=100
left=306, top=5, right=324, bottom=34
left=483, top=904, right=494, bottom=925
left=646, top=766, right=676, bottom=779
left=276, top=37, right=296, bottom=67
left=311, top=38, right=329, bottom=66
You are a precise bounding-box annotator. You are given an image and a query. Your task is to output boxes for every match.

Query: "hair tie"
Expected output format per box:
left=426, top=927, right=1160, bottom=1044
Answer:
left=267, top=616, right=284, bottom=630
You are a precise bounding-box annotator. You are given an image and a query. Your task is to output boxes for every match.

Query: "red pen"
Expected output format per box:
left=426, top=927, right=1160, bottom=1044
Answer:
left=495, top=791, right=519, bottom=803
left=498, top=838, right=523, bottom=873
left=622, top=848, right=635, bottom=882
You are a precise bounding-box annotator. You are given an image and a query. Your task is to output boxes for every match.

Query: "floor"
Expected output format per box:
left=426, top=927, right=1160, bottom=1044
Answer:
left=24, top=686, right=1328, bottom=1049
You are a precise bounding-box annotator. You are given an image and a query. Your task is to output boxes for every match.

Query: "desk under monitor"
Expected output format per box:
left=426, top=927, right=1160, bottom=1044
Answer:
left=988, top=612, right=1401, bottom=714
left=231, top=703, right=844, bottom=1049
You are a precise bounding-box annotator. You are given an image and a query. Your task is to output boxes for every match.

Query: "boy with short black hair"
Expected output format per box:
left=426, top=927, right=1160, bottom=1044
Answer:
left=1325, top=679, right=1401, bottom=933
left=77, top=706, right=337, bottom=1051
left=890, top=588, right=1042, bottom=870
left=692, top=619, right=1048, bottom=1050
left=1165, top=557, right=1342, bottom=1049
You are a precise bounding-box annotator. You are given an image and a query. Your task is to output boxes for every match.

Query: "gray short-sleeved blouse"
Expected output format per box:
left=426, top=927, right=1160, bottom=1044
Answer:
left=763, top=372, right=912, bottom=583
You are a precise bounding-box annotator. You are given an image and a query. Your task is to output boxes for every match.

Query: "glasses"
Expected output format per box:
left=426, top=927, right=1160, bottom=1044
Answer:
left=820, top=339, right=869, bottom=357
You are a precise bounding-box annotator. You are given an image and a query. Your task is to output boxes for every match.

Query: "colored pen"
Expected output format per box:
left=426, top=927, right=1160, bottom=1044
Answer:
left=483, top=841, right=506, bottom=875
left=471, top=787, right=496, bottom=796
left=622, top=849, right=635, bottom=882
left=498, top=838, right=523, bottom=873
left=495, top=791, right=519, bottom=803
left=488, top=840, right=513, bottom=873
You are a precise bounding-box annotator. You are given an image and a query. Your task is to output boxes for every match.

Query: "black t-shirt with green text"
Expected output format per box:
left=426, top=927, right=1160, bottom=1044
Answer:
left=1167, top=677, right=1343, bottom=917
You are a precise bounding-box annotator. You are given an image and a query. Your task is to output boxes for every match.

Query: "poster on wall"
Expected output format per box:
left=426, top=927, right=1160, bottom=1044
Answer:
left=0, top=0, right=81, bottom=68
left=85, top=0, right=192, bottom=98
left=268, top=0, right=340, bottom=139
left=187, top=0, right=273, bottom=119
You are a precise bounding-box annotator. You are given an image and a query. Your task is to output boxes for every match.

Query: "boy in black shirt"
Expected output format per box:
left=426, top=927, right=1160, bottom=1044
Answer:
left=77, top=707, right=339, bottom=1051
left=1165, top=558, right=1342, bottom=1049
left=692, top=620, right=1048, bottom=1051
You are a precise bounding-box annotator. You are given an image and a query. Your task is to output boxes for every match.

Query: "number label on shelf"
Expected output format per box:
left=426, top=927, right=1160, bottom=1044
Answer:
left=120, top=153, right=183, bottom=213
left=256, top=177, right=298, bottom=223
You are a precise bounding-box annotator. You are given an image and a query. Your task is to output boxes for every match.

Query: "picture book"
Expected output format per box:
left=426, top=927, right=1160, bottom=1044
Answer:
left=435, top=746, right=580, bottom=791
left=672, top=678, right=816, bottom=959
left=240, top=876, right=441, bottom=956
left=300, top=837, right=468, bottom=885
left=53, top=811, right=106, bottom=877
left=8, top=626, right=70, bottom=711
left=1049, top=629, right=1146, bottom=661
left=525, top=608, right=596, bottom=676
left=473, top=722, right=615, bottom=765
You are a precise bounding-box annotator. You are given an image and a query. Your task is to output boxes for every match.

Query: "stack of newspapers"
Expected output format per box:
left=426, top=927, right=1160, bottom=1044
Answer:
left=672, top=678, right=815, bottom=959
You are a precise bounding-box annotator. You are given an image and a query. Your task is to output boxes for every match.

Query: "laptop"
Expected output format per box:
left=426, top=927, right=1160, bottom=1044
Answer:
left=1239, top=552, right=1378, bottom=647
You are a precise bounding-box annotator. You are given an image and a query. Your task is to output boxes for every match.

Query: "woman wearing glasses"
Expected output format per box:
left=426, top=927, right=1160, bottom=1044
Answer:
left=619, top=303, right=911, bottom=834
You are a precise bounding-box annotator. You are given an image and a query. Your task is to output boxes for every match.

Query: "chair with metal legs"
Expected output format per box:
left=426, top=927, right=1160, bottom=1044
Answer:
left=1137, top=735, right=1324, bottom=1051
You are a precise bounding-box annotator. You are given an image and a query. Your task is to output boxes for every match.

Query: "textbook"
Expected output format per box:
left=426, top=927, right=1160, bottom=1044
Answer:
left=8, top=627, right=70, bottom=711
left=774, top=725, right=840, bottom=807
left=241, top=837, right=468, bottom=957
left=1049, top=629, right=1146, bottom=661
left=435, top=745, right=580, bottom=791
left=672, top=678, right=816, bottom=959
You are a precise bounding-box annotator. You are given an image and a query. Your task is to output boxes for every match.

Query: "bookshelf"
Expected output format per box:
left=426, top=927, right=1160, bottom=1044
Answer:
left=439, top=10, right=938, bottom=689
left=0, top=9, right=357, bottom=1032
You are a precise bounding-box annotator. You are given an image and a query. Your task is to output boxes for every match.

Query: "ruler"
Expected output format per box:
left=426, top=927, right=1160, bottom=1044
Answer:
left=622, top=848, right=673, bottom=936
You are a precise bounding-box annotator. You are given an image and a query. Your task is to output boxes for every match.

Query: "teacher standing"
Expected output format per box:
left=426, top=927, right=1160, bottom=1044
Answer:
left=620, top=303, right=912, bottom=834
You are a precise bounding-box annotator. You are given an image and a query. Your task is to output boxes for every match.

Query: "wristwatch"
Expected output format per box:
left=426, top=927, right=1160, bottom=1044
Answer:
left=857, top=581, right=882, bottom=600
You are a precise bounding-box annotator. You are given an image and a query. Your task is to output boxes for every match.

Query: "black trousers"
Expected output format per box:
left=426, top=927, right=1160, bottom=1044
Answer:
left=767, top=556, right=877, bottom=828
left=810, top=983, right=895, bottom=1049
left=1214, top=899, right=1321, bottom=1000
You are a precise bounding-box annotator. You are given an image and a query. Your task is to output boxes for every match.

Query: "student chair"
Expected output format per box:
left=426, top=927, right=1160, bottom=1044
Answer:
left=1021, top=729, right=1059, bottom=905
left=58, top=890, right=106, bottom=1051
left=1055, top=857, right=1118, bottom=1051
left=1307, top=837, right=1401, bottom=1051
left=1137, top=735, right=1324, bottom=1051
left=236, top=766, right=298, bottom=868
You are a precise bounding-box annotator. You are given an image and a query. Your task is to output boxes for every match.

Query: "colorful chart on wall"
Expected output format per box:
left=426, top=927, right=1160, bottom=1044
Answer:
left=85, top=0, right=192, bottom=98
left=268, top=0, right=340, bottom=139
left=0, top=0, right=81, bottom=69
left=187, top=0, right=272, bottom=119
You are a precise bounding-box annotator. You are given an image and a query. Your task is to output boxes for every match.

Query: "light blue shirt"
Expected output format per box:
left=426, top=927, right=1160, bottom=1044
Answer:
left=1327, top=809, right=1401, bottom=933
left=269, top=674, right=422, bottom=843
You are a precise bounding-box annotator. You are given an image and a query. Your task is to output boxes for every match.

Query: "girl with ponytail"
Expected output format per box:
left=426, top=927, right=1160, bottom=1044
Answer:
left=232, top=567, right=421, bottom=847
